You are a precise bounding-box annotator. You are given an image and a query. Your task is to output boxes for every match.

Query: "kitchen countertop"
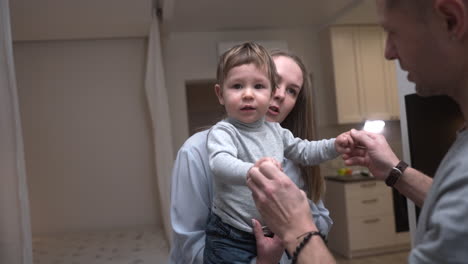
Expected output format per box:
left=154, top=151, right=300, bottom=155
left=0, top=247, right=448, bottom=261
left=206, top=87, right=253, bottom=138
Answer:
left=325, top=174, right=376, bottom=183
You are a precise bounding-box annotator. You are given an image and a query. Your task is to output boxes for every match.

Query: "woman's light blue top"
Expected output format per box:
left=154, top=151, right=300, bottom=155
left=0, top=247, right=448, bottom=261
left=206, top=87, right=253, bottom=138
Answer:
left=169, top=130, right=333, bottom=264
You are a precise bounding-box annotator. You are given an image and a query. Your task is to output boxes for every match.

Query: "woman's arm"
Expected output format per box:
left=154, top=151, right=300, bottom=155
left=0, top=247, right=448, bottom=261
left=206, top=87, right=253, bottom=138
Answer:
left=169, top=131, right=213, bottom=264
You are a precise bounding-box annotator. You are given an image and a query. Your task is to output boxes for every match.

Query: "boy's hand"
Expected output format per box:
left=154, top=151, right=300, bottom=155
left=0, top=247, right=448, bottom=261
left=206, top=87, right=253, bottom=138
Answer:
left=335, top=131, right=354, bottom=154
left=254, top=157, right=283, bottom=171
left=248, top=157, right=283, bottom=178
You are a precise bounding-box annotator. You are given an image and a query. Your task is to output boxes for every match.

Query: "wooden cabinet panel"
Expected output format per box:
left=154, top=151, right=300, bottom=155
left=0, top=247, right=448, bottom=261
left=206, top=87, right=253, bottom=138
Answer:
left=325, top=25, right=400, bottom=124
left=345, top=180, right=388, bottom=199
left=325, top=179, right=410, bottom=258
left=330, top=27, right=363, bottom=123
left=347, top=194, right=392, bottom=217
left=348, top=213, right=396, bottom=250
left=357, top=26, right=392, bottom=120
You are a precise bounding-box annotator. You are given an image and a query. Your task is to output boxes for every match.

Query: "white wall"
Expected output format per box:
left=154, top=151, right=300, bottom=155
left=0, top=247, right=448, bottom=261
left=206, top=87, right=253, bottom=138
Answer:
left=10, top=0, right=152, bottom=41
left=162, top=1, right=382, bottom=151
left=14, top=38, right=160, bottom=234
left=162, top=28, right=326, bottom=150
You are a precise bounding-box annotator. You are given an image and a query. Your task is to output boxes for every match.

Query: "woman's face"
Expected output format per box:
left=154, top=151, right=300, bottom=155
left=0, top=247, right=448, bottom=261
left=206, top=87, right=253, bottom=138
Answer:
left=266, top=56, right=303, bottom=123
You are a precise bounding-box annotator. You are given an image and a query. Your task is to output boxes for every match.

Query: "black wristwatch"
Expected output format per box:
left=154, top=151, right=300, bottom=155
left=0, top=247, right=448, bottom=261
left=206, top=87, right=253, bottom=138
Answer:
left=385, top=161, right=409, bottom=187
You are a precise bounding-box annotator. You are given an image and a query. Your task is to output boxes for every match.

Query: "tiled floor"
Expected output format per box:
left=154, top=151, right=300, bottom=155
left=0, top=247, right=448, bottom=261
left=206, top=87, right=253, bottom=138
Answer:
left=334, top=251, right=409, bottom=264
left=32, top=227, right=169, bottom=264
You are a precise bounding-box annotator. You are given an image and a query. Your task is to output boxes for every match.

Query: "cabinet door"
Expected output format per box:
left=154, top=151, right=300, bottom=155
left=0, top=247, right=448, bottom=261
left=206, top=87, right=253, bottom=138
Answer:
left=330, top=27, right=364, bottom=123
left=330, top=26, right=400, bottom=123
left=380, top=30, right=400, bottom=120
left=357, top=26, right=394, bottom=120
left=348, top=213, right=397, bottom=251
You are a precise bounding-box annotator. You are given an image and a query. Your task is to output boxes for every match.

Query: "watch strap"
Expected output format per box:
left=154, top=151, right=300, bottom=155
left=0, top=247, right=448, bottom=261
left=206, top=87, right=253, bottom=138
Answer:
left=396, top=160, right=409, bottom=173
left=385, top=161, right=409, bottom=187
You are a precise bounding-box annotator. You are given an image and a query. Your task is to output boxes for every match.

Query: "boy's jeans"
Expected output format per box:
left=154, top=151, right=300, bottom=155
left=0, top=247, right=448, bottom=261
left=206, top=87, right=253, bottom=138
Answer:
left=203, top=213, right=256, bottom=263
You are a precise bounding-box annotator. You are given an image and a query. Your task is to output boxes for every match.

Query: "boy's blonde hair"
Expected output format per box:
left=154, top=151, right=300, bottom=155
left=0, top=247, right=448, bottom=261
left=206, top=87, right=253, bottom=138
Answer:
left=216, top=42, right=277, bottom=93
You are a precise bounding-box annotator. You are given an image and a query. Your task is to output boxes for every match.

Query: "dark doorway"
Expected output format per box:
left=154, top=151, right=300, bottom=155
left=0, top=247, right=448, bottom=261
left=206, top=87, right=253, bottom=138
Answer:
left=395, top=94, right=464, bottom=232
left=186, top=80, right=225, bottom=135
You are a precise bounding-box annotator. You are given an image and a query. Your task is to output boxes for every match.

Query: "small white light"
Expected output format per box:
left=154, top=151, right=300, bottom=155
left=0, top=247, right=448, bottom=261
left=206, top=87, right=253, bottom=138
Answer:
left=363, top=120, right=385, bottom=133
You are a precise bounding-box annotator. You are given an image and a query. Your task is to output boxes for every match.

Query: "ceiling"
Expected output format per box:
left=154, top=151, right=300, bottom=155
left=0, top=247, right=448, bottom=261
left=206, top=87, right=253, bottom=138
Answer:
left=9, top=0, right=378, bottom=41
left=166, top=0, right=363, bottom=32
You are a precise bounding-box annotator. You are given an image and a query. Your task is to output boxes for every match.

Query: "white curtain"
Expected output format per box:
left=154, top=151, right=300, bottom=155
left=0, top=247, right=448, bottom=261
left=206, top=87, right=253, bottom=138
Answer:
left=145, top=9, right=174, bottom=243
left=0, top=0, right=33, bottom=263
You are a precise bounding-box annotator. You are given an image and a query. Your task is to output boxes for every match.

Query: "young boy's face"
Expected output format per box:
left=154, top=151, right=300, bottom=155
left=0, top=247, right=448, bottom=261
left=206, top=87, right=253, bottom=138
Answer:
left=215, top=63, right=272, bottom=124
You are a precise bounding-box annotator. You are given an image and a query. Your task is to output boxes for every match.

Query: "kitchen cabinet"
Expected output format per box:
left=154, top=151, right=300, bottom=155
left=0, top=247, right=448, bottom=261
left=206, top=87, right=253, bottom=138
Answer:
left=321, top=25, right=400, bottom=124
left=324, top=176, right=410, bottom=258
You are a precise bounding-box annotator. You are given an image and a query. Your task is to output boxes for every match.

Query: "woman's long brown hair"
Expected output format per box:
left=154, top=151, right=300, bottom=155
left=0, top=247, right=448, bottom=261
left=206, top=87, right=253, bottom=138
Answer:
left=270, top=50, right=324, bottom=203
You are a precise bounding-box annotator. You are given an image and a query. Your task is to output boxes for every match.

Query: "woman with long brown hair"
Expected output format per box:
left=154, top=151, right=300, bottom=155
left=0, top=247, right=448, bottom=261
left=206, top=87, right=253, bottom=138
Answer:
left=169, top=49, right=332, bottom=264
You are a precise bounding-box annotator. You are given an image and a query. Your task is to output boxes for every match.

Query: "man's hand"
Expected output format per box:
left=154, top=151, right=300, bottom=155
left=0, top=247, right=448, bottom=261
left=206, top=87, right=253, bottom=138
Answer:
left=247, top=161, right=316, bottom=245
left=343, top=129, right=399, bottom=180
left=254, top=157, right=283, bottom=171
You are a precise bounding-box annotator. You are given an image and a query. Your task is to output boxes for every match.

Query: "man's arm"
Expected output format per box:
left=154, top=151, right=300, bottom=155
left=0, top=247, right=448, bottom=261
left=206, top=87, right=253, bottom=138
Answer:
left=409, top=161, right=468, bottom=263
left=393, top=167, right=432, bottom=207
left=283, top=159, right=334, bottom=236
left=247, top=162, right=336, bottom=264
left=344, top=129, right=432, bottom=207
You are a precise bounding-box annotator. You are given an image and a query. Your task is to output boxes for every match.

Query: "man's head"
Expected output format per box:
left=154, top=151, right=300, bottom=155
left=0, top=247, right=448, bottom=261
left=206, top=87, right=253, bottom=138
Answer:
left=384, top=0, right=428, bottom=12
left=378, top=0, right=468, bottom=99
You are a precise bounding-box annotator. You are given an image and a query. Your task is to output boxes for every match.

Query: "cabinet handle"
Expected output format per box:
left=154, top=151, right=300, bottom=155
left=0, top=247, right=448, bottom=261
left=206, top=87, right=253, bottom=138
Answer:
left=363, top=218, right=380, bottom=224
left=361, top=198, right=378, bottom=204
left=360, top=182, right=376, bottom=188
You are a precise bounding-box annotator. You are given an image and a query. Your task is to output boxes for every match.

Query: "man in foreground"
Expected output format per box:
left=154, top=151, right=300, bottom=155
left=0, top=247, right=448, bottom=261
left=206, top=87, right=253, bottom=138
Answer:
left=247, top=0, right=468, bottom=263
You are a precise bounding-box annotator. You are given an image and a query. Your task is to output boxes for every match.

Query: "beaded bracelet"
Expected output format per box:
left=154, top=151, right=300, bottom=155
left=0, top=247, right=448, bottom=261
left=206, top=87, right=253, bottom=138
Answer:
left=291, top=231, right=322, bottom=264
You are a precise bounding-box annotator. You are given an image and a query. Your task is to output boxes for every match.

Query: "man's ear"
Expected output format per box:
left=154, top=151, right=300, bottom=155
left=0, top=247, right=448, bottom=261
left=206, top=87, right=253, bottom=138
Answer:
left=215, top=84, right=224, bottom=105
left=435, top=0, right=468, bottom=39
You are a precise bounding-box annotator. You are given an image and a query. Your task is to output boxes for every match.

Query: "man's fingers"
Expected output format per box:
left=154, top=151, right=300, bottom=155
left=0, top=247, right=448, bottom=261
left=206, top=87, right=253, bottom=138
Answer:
left=350, top=129, right=377, bottom=148
left=344, top=156, right=367, bottom=166
left=343, top=147, right=367, bottom=158
left=347, top=133, right=355, bottom=146
left=257, top=161, right=286, bottom=180
left=247, top=175, right=261, bottom=197
left=248, top=166, right=268, bottom=188
left=272, top=233, right=282, bottom=244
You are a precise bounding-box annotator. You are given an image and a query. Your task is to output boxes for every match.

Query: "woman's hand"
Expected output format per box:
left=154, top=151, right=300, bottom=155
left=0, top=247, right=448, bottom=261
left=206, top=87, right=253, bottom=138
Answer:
left=252, top=219, right=284, bottom=264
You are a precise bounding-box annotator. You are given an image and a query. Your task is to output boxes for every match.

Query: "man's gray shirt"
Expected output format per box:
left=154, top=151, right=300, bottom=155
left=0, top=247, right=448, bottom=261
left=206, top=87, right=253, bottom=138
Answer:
left=410, top=128, right=468, bottom=263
